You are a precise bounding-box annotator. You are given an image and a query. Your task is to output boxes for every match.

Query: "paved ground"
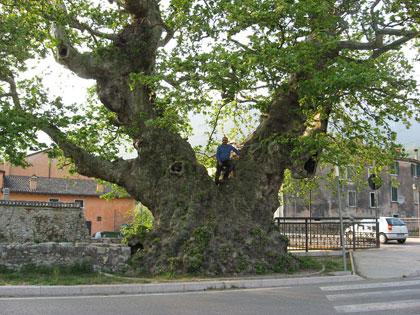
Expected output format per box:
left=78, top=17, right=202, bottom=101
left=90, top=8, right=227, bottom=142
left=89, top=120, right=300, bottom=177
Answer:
left=353, top=237, right=420, bottom=279
left=2, top=278, right=420, bottom=314
left=1, top=237, right=420, bottom=315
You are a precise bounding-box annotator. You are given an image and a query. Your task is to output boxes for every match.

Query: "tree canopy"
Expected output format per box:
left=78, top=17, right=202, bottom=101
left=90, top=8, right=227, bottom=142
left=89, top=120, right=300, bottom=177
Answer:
left=0, top=0, right=418, bottom=169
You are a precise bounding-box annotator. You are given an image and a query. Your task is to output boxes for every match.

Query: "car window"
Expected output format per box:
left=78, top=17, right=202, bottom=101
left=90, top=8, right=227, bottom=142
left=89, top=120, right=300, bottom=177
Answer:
left=385, top=218, right=405, bottom=226
left=101, top=231, right=121, bottom=238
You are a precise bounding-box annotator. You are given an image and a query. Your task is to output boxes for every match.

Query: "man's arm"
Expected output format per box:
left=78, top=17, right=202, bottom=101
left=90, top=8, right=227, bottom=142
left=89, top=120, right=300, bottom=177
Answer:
left=230, top=145, right=240, bottom=156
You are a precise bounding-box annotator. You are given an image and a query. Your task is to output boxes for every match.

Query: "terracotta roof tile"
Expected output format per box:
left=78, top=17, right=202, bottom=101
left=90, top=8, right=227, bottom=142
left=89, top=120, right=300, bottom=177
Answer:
left=4, top=175, right=110, bottom=196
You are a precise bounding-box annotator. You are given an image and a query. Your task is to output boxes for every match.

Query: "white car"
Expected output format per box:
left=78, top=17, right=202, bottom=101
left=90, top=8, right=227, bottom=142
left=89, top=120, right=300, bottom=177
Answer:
left=378, top=217, right=408, bottom=244
left=345, top=217, right=408, bottom=244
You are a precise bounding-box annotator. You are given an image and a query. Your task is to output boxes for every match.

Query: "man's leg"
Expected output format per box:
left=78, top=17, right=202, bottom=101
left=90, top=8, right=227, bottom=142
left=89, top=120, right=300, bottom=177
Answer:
left=215, top=162, right=222, bottom=184
left=222, top=160, right=232, bottom=180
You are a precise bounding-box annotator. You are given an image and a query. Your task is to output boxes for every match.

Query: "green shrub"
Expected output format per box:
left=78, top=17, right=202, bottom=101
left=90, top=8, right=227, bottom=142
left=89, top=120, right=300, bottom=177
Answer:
left=0, top=265, right=11, bottom=273
left=121, top=204, right=154, bottom=245
left=273, top=254, right=300, bottom=273
left=297, top=256, right=323, bottom=270
left=255, top=262, right=268, bottom=274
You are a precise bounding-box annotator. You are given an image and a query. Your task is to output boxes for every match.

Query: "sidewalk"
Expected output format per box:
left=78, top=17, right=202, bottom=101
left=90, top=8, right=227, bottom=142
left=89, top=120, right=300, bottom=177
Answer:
left=0, top=274, right=361, bottom=298
left=352, top=237, right=420, bottom=279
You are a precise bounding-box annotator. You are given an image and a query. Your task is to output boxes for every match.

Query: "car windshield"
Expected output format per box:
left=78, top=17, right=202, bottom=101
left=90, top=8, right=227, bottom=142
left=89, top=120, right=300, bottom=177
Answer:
left=101, top=231, right=121, bottom=238
left=386, top=218, right=405, bottom=226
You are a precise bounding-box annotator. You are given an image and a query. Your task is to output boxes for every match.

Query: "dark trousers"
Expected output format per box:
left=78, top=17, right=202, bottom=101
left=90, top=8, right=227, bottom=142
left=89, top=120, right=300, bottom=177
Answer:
left=215, top=160, right=233, bottom=184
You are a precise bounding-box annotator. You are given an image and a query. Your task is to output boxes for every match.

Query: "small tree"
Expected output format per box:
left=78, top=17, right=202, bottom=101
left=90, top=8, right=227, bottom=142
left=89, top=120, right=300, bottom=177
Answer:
left=121, top=203, right=154, bottom=246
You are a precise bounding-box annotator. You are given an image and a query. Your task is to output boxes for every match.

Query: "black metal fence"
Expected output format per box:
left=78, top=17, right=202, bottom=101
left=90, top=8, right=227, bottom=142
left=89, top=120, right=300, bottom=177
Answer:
left=274, top=217, right=379, bottom=252
left=399, top=217, right=420, bottom=237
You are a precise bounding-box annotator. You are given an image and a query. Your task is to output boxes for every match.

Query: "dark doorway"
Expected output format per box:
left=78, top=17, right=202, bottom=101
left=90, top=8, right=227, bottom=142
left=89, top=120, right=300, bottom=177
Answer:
left=85, top=221, right=92, bottom=236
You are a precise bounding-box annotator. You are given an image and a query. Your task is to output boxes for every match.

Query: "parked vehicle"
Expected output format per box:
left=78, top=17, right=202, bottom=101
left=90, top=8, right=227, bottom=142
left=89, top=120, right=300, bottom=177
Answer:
left=345, top=219, right=377, bottom=234
left=345, top=217, right=408, bottom=244
left=93, top=231, right=122, bottom=239
left=378, top=217, right=408, bottom=244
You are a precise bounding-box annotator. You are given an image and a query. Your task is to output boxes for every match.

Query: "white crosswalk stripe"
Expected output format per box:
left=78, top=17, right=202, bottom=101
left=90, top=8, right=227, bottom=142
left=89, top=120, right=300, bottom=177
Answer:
left=334, top=300, right=420, bottom=313
left=320, top=279, right=420, bottom=291
left=326, top=288, right=420, bottom=301
left=320, top=279, right=420, bottom=314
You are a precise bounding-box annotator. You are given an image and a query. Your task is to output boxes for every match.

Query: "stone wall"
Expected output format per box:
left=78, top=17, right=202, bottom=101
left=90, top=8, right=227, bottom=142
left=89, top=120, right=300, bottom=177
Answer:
left=0, top=200, right=89, bottom=243
left=0, top=242, right=130, bottom=272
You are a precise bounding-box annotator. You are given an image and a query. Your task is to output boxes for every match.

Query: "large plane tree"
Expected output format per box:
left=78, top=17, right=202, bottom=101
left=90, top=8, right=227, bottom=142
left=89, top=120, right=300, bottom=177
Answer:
left=0, top=0, right=418, bottom=274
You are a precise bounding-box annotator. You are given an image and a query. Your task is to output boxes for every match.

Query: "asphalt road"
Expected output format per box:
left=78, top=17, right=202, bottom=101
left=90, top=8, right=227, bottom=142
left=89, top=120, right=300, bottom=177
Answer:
left=353, top=237, right=420, bottom=279
left=2, top=278, right=420, bottom=315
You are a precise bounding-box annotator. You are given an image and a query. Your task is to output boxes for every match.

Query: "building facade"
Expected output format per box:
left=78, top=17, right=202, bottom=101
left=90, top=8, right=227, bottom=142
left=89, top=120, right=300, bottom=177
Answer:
left=282, top=158, right=420, bottom=218
left=0, top=151, right=136, bottom=235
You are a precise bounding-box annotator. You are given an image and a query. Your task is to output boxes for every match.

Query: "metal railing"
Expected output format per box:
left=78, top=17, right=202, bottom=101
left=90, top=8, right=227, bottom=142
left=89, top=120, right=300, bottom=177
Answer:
left=399, top=217, right=420, bottom=237
left=274, top=217, right=379, bottom=252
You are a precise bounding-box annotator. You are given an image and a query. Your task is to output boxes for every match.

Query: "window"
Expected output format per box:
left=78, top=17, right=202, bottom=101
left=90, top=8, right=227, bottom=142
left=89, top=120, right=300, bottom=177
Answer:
left=49, top=198, right=59, bottom=203
left=417, top=164, right=420, bottom=177
left=348, top=191, right=356, bottom=207
left=412, top=164, right=417, bottom=177
left=390, top=161, right=399, bottom=175
left=391, top=187, right=398, bottom=202
left=386, top=218, right=405, bottom=226
left=97, top=216, right=102, bottom=222
left=370, top=192, right=377, bottom=208
left=75, top=199, right=84, bottom=207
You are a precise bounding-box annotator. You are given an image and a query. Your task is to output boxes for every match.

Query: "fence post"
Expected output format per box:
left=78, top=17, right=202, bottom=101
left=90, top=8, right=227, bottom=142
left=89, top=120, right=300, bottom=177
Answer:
left=352, top=222, right=356, bottom=251
left=305, top=218, right=309, bottom=252
left=376, top=218, right=380, bottom=248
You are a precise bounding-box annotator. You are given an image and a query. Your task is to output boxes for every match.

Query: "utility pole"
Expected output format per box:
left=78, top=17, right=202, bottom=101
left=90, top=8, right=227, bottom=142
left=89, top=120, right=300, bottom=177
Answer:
left=418, top=191, right=420, bottom=238
left=335, top=166, right=347, bottom=271
left=415, top=149, right=420, bottom=237
left=415, top=185, right=420, bottom=238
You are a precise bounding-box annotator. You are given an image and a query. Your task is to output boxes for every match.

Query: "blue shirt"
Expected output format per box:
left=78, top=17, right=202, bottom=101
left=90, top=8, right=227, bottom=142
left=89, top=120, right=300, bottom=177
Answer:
left=216, top=144, right=240, bottom=162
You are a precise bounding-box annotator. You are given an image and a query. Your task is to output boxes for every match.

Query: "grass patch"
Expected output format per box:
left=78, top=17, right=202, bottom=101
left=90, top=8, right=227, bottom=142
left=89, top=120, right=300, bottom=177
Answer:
left=296, top=255, right=351, bottom=274
left=0, top=264, right=150, bottom=286
left=0, top=255, right=351, bottom=286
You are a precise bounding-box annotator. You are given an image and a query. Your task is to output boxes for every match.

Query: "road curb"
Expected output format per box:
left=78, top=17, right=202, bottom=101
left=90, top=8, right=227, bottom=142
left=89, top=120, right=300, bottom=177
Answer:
left=0, top=275, right=362, bottom=297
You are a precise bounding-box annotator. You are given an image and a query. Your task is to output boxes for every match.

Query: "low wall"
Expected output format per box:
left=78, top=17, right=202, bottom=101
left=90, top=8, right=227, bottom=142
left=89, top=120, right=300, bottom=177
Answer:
left=0, top=242, right=131, bottom=272
left=0, top=200, right=89, bottom=243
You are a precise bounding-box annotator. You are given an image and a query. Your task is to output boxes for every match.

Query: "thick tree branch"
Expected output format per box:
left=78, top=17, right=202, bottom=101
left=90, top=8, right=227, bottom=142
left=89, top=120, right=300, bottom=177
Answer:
left=338, top=36, right=384, bottom=50
left=1, top=74, right=21, bottom=109
left=1, top=74, right=136, bottom=192
left=42, top=124, right=135, bottom=187
left=68, top=18, right=118, bottom=41
left=338, top=31, right=418, bottom=55
left=158, top=25, right=174, bottom=47
left=370, top=34, right=418, bottom=59
left=337, top=0, right=419, bottom=57
left=51, top=1, right=109, bottom=79
left=52, top=23, right=108, bottom=80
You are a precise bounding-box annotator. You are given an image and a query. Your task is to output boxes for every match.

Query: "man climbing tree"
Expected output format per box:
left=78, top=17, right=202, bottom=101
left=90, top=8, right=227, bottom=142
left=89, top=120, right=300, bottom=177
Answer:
left=215, top=136, right=240, bottom=185
left=0, top=0, right=418, bottom=275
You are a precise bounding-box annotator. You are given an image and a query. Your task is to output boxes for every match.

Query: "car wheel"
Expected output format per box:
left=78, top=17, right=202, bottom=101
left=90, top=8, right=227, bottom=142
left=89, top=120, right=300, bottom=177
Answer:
left=398, top=239, right=406, bottom=244
left=379, top=233, right=388, bottom=244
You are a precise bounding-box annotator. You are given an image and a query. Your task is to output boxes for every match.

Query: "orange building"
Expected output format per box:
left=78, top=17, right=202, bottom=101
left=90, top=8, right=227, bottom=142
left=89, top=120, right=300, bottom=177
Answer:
left=0, top=151, right=136, bottom=235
